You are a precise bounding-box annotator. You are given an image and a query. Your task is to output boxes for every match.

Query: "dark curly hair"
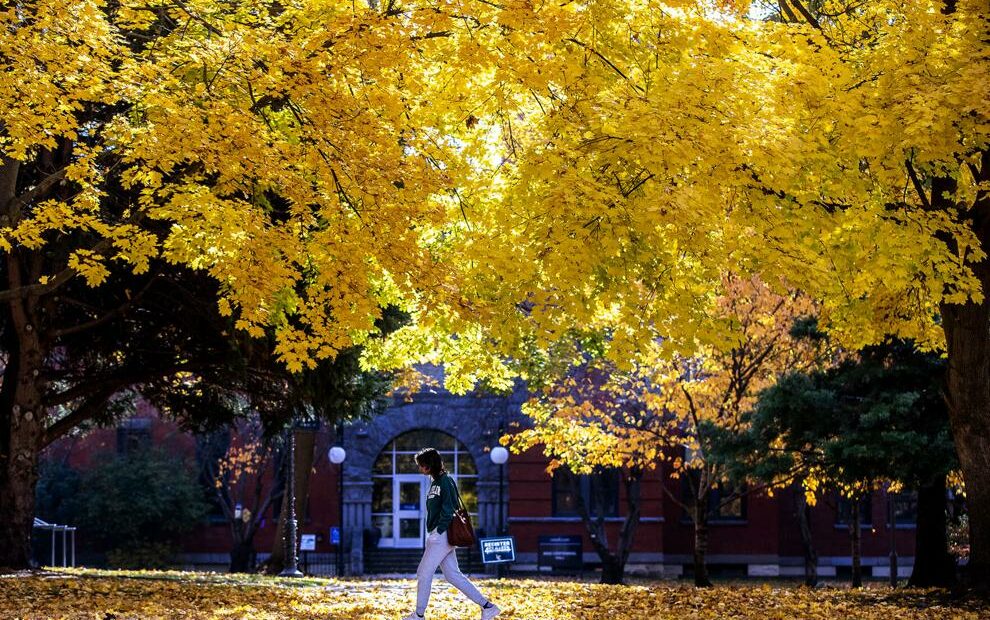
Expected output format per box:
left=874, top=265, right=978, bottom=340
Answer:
left=415, top=447, right=446, bottom=478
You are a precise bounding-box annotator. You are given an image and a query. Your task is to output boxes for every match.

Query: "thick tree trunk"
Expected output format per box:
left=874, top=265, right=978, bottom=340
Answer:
left=229, top=535, right=256, bottom=573
left=851, top=500, right=862, bottom=588
left=795, top=488, right=818, bottom=587
left=0, top=249, right=47, bottom=570
left=934, top=147, right=990, bottom=592
left=600, top=557, right=624, bottom=585
left=909, top=475, right=956, bottom=587
left=0, top=439, right=40, bottom=570
left=692, top=498, right=712, bottom=587
left=941, top=273, right=990, bottom=592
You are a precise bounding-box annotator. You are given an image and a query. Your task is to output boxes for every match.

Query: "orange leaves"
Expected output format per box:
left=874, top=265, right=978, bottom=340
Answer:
left=211, top=423, right=272, bottom=503
left=508, top=275, right=828, bottom=481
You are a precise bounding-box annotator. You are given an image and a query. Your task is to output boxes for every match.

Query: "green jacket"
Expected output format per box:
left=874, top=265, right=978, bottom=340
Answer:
left=425, top=472, right=458, bottom=534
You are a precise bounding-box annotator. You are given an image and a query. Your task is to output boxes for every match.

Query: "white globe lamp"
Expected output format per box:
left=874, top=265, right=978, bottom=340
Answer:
left=489, top=446, right=509, bottom=465
left=329, top=446, right=347, bottom=465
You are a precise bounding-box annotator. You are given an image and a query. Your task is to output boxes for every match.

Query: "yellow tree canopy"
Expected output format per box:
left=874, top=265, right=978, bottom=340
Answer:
left=2, top=0, right=583, bottom=375
left=4, top=0, right=987, bottom=379
left=433, top=0, right=989, bottom=374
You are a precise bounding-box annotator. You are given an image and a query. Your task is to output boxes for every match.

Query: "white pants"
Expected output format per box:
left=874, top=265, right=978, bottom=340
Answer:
left=415, top=529, right=486, bottom=615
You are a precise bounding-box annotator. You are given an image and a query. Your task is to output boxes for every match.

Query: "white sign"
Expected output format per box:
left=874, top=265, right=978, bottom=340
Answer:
left=300, top=534, right=317, bottom=551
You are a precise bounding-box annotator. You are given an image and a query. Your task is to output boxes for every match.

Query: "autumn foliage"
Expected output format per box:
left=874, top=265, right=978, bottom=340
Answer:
left=3, top=0, right=990, bottom=585
left=509, top=276, right=830, bottom=584
left=1, top=570, right=989, bottom=619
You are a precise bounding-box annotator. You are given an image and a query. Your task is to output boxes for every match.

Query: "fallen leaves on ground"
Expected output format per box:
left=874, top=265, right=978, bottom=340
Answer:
left=0, top=569, right=984, bottom=619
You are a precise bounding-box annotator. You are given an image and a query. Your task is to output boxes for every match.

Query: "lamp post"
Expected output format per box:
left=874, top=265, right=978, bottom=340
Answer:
left=490, top=443, right=509, bottom=579
left=280, top=424, right=304, bottom=577
left=329, top=442, right=347, bottom=578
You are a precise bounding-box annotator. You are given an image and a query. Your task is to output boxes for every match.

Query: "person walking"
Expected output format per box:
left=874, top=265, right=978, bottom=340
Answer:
left=402, top=447, right=501, bottom=620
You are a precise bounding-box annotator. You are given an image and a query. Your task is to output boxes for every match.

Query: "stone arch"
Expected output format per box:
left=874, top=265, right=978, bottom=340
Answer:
left=338, top=382, right=524, bottom=572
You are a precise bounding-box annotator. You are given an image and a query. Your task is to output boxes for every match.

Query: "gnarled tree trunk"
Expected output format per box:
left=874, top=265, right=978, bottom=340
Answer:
left=0, top=241, right=47, bottom=569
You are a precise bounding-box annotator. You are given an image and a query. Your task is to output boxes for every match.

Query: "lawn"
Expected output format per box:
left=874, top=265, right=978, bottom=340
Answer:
left=0, top=569, right=985, bottom=619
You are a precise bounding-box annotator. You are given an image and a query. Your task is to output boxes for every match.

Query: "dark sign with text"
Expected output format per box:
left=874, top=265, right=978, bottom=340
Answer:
left=479, top=536, right=516, bottom=564
left=537, top=535, right=583, bottom=572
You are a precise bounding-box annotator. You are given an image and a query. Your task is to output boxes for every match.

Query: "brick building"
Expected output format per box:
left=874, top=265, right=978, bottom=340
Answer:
left=46, top=368, right=918, bottom=579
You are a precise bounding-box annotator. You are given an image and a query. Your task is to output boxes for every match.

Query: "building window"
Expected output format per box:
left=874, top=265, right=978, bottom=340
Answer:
left=116, top=418, right=152, bottom=455
left=890, top=492, right=918, bottom=526
left=709, top=485, right=746, bottom=522
left=552, top=468, right=619, bottom=517
left=836, top=494, right=873, bottom=527
left=370, top=429, right=477, bottom=543
left=680, top=478, right=746, bottom=522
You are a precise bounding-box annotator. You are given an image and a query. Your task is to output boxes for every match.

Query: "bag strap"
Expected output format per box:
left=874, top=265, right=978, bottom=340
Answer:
left=446, top=473, right=465, bottom=512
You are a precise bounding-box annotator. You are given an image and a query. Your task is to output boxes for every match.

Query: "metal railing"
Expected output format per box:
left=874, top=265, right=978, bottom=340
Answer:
left=33, top=517, right=77, bottom=568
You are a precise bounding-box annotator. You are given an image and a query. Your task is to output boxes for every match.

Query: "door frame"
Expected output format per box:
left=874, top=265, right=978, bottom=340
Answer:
left=393, top=474, right=427, bottom=548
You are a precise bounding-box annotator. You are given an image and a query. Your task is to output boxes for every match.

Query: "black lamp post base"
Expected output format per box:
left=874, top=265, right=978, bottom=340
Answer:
left=279, top=568, right=304, bottom=578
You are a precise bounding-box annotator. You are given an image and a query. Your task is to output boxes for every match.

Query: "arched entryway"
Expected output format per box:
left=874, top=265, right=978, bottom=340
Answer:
left=371, top=429, right=478, bottom=548
left=337, top=373, right=526, bottom=574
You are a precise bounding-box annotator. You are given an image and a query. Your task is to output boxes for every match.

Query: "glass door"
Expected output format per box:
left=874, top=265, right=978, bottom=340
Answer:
left=394, top=474, right=427, bottom=548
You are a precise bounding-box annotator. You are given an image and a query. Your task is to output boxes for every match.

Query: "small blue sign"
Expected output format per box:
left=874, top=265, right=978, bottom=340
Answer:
left=479, top=536, right=516, bottom=564
left=330, top=526, right=341, bottom=545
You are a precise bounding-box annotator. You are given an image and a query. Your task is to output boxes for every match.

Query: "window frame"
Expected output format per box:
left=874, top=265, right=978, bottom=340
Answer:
left=835, top=493, right=874, bottom=529
left=551, top=467, right=621, bottom=518
left=370, top=430, right=478, bottom=544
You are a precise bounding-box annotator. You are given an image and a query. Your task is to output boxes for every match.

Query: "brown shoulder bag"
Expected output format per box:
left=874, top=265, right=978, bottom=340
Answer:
left=446, top=478, right=476, bottom=547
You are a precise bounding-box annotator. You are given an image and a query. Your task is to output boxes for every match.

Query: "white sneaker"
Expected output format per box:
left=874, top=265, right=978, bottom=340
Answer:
left=401, top=613, right=424, bottom=620
left=481, top=603, right=501, bottom=620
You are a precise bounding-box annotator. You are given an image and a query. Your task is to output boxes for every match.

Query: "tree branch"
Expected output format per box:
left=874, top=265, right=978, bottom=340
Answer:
left=45, top=361, right=210, bottom=408
left=2, top=167, right=68, bottom=225
left=783, top=0, right=822, bottom=30
left=778, top=0, right=798, bottom=22
left=566, top=38, right=645, bottom=94
left=50, top=275, right=160, bottom=340
left=905, top=159, right=932, bottom=210
left=42, top=386, right=119, bottom=447
left=661, top=478, right=691, bottom=515
left=0, top=156, right=20, bottom=218
left=172, top=0, right=223, bottom=36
